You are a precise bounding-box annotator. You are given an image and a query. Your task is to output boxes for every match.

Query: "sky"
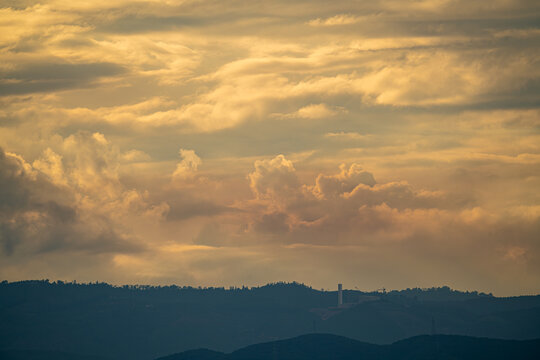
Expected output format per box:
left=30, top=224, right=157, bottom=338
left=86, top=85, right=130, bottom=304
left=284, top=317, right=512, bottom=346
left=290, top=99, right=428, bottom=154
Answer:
left=0, top=0, right=539, bottom=296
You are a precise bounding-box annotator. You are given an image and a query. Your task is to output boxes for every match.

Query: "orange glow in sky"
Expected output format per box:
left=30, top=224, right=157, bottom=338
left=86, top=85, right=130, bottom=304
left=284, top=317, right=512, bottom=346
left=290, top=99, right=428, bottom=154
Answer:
left=1, top=0, right=539, bottom=295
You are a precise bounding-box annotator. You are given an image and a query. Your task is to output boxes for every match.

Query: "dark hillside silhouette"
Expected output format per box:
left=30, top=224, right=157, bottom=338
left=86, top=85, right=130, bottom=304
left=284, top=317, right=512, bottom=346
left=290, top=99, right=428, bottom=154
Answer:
left=157, top=333, right=540, bottom=360
left=0, top=349, right=109, bottom=360
left=1, top=281, right=539, bottom=359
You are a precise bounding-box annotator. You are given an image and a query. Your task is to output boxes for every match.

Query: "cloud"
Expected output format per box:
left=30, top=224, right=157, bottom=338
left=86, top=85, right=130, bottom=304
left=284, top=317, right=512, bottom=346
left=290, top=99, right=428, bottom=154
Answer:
left=311, top=163, right=376, bottom=199
left=0, top=0, right=539, bottom=294
left=0, top=132, right=171, bottom=257
left=243, top=155, right=448, bottom=242
left=120, top=149, right=151, bottom=163
left=220, top=153, right=539, bottom=293
left=253, top=212, right=290, bottom=234
left=325, top=132, right=369, bottom=140
left=248, top=155, right=299, bottom=203
left=172, top=149, right=201, bottom=180
left=0, top=146, right=131, bottom=256
left=59, top=132, right=123, bottom=199
left=308, top=14, right=363, bottom=26
left=274, top=103, right=346, bottom=120
left=1, top=0, right=536, bottom=136
left=32, top=148, right=66, bottom=186
left=166, top=197, right=234, bottom=221
left=0, top=62, right=125, bottom=95
left=97, top=15, right=204, bottom=34
left=0, top=149, right=36, bottom=214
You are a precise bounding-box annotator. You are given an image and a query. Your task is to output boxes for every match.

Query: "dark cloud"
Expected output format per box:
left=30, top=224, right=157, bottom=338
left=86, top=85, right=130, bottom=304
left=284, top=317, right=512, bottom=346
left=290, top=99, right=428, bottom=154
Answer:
left=0, top=62, right=126, bottom=96
left=166, top=198, right=236, bottom=221
left=0, top=149, right=31, bottom=212
left=97, top=15, right=204, bottom=34
left=0, top=147, right=139, bottom=256
left=254, top=212, right=289, bottom=234
left=0, top=222, right=20, bottom=256
left=0, top=0, right=39, bottom=10
left=193, top=222, right=227, bottom=246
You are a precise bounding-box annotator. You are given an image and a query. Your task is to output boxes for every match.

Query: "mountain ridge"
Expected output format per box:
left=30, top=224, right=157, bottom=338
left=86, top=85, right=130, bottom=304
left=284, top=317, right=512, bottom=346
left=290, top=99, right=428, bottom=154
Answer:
left=156, top=333, right=540, bottom=360
left=2, top=281, right=539, bottom=360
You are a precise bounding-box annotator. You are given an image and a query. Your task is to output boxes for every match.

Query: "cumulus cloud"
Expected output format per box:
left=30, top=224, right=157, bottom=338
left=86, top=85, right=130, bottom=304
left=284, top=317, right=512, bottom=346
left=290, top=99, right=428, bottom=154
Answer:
left=0, top=146, right=129, bottom=256
left=311, top=163, right=376, bottom=199
left=248, top=155, right=299, bottom=202
left=0, top=149, right=37, bottom=215
left=172, top=149, right=201, bottom=180
left=217, top=154, right=538, bottom=293
left=0, top=132, right=170, bottom=257
left=243, top=155, right=443, bottom=238
left=32, top=148, right=66, bottom=186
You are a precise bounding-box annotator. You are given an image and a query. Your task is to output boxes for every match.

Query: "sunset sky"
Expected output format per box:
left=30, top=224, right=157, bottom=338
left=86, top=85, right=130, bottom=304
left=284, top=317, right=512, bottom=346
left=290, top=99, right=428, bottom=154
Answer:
left=1, top=0, right=539, bottom=296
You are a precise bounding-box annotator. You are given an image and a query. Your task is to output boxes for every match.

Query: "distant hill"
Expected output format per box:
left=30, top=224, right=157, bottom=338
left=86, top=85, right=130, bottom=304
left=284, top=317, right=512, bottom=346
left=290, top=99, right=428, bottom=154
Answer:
left=157, top=333, right=540, bottom=360
left=1, top=281, right=540, bottom=360
left=0, top=349, right=109, bottom=360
